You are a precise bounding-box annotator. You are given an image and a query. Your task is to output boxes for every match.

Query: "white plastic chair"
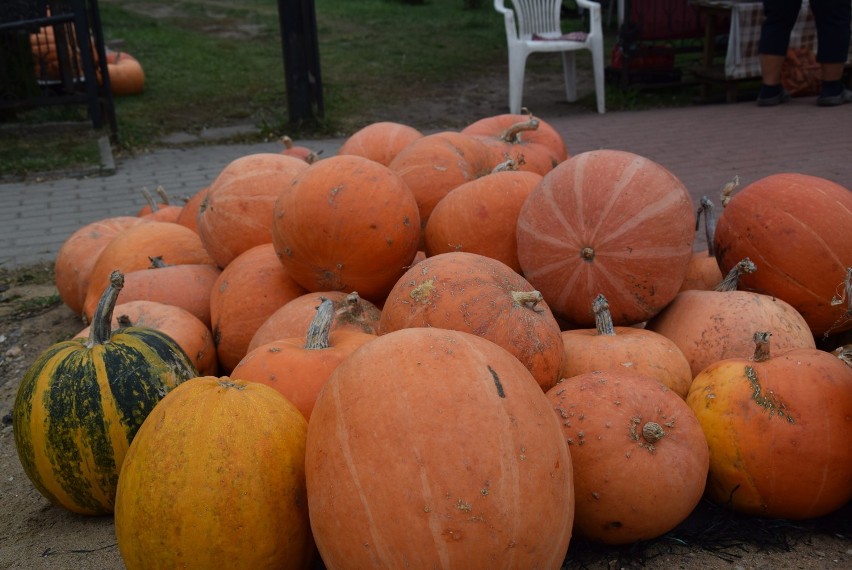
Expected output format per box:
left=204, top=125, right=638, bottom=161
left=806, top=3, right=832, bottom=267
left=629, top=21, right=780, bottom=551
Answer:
left=495, top=0, right=606, bottom=114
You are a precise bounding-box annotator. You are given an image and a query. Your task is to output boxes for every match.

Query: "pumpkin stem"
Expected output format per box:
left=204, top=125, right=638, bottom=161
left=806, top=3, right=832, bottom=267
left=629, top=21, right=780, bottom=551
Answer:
left=148, top=255, right=170, bottom=268
left=825, top=267, right=852, bottom=339
left=87, top=270, right=124, bottom=347
left=695, top=196, right=716, bottom=257
left=281, top=135, right=295, bottom=149
left=305, top=298, right=334, bottom=350
left=512, top=290, right=545, bottom=311
left=642, top=422, right=665, bottom=443
left=719, top=175, right=739, bottom=208
left=836, top=345, right=852, bottom=368
left=713, top=257, right=756, bottom=292
left=141, top=187, right=159, bottom=212
left=117, top=314, right=133, bottom=327
left=498, top=117, right=539, bottom=144
left=155, top=185, right=170, bottom=205
left=751, top=331, right=772, bottom=362
left=492, top=157, right=520, bottom=172
left=592, top=294, right=616, bottom=336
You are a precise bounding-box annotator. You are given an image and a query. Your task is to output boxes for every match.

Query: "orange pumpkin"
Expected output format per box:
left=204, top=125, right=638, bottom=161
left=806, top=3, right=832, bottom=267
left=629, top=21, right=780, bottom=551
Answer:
left=306, top=327, right=574, bottom=568
left=336, top=121, right=424, bottom=166
left=516, top=149, right=695, bottom=327
left=423, top=167, right=542, bottom=273
left=713, top=173, right=852, bottom=338
left=248, top=290, right=380, bottom=352
left=106, top=51, right=145, bottom=97
left=379, top=251, right=564, bottom=391
left=54, top=215, right=144, bottom=315
left=687, top=332, right=852, bottom=519
left=232, top=299, right=375, bottom=420
left=271, top=154, right=420, bottom=302
left=210, top=244, right=307, bottom=372
left=461, top=112, right=568, bottom=175
left=279, top=135, right=321, bottom=164
left=646, top=259, right=816, bottom=377
left=175, top=186, right=208, bottom=234
left=75, top=300, right=219, bottom=376
left=561, top=294, right=694, bottom=398
left=115, top=377, right=314, bottom=569
left=546, top=369, right=709, bottom=544
left=197, top=153, right=308, bottom=268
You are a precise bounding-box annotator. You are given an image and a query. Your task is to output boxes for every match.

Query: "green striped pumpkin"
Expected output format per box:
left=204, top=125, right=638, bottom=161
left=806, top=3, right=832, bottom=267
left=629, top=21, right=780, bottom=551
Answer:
left=13, top=270, right=198, bottom=515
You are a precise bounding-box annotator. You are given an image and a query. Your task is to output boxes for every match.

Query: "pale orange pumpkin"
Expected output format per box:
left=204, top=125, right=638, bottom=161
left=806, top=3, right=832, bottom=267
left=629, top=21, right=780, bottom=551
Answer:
left=336, top=121, right=424, bottom=166
left=687, top=332, right=852, bottom=519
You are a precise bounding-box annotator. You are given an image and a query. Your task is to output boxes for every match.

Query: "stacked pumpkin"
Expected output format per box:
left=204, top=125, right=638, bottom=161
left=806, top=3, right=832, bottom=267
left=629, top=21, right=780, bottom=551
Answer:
left=13, top=111, right=852, bottom=569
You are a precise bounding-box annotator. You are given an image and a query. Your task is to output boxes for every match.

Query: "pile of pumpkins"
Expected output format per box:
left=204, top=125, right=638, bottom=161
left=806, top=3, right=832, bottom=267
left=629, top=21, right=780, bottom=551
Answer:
left=12, top=112, right=852, bottom=569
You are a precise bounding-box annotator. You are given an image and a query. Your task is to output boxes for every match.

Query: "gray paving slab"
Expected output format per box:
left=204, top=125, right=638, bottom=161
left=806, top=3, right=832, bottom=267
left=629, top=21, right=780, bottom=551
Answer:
left=1, top=98, right=850, bottom=269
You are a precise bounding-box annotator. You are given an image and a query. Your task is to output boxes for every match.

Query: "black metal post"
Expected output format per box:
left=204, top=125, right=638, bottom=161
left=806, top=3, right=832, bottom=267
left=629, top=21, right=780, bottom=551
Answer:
left=277, top=0, right=323, bottom=123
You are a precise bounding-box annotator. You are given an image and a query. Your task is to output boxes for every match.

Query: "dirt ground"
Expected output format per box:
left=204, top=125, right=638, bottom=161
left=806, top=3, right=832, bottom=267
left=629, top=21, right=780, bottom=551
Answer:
left=1, top=262, right=850, bottom=569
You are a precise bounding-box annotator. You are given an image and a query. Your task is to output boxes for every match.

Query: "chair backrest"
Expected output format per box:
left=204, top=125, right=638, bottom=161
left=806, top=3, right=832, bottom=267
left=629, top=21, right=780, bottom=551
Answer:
left=509, top=0, right=564, bottom=39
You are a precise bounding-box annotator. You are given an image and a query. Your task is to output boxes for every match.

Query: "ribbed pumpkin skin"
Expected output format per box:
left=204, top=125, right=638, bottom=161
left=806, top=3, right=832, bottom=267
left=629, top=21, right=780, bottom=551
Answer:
left=546, top=371, right=709, bottom=544
left=424, top=170, right=542, bottom=273
left=271, top=155, right=421, bottom=302
left=687, top=346, right=852, bottom=519
left=306, top=328, right=574, bottom=569
left=115, top=377, right=314, bottom=570
left=336, top=121, right=424, bottom=166
left=516, top=150, right=695, bottom=326
left=13, top=327, right=197, bottom=515
left=198, top=153, right=309, bottom=268
left=713, top=173, right=852, bottom=337
left=379, top=252, right=565, bottom=391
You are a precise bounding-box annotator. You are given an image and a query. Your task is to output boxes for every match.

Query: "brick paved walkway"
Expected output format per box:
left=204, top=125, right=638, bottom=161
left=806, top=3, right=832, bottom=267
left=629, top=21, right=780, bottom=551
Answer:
left=1, top=98, right=849, bottom=269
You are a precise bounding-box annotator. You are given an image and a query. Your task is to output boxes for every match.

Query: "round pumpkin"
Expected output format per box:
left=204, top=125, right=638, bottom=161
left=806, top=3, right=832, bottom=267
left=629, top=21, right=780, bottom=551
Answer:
left=516, top=149, right=695, bottom=327
left=106, top=51, right=145, bottom=97
left=306, top=327, right=574, bottom=568
left=210, top=244, right=307, bottom=372
left=197, top=152, right=308, bottom=268
left=54, top=215, right=144, bottom=315
left=74, top=299, right=219, bottom=376
left=423, top=168, right=542, bottom=273
left=271, top=154, right=420, bottom=302
left=13, top=271, right=197, bottom=515
left=114, top=377, right=313, bottom=569
left=336, top=121, right=424, bottom=166
left=687, top=332, right=852, bottom=519
left=713, top=173, right=852, bottom=337
left=379, top=251, right=564, bottom=391
left=248, top=290, right=380, bottom=352
left=233, top=299, right=375, bottom=420
left=561, top=294, right=694, bottom=398
left=546, top=369, right=709, bottom=544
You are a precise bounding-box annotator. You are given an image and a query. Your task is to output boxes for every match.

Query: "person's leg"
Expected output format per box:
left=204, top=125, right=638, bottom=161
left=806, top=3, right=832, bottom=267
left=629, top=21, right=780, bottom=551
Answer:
left=757, top=0, right=803, bottom=103
left=810, top=0, right=852, bottom=104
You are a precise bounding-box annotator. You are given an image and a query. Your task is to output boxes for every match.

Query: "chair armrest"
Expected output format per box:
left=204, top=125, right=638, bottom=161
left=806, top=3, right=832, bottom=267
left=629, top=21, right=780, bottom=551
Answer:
left=493, top=0, right=518, bottom=41
left=575, top=0, right=602, bottom=35
left=575, top=0, right=601, bottom=14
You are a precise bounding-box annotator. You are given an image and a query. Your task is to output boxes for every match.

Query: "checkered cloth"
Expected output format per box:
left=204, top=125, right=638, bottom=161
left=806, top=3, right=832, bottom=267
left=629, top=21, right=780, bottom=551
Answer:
left=724, top=0, right=852, bottom=79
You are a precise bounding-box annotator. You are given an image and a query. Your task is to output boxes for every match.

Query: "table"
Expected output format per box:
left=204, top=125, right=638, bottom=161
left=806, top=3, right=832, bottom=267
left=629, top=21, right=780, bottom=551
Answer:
left=690, top=0, right=852, bottom=101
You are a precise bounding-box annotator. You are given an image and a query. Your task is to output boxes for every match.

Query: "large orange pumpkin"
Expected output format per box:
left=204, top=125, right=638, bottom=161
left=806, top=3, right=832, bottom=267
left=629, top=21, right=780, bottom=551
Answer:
left=197, top=153, right=308, bottom=268
left=380, top=251, right=564, bottom=391
left=232, top=299, right=375, bottom=420
left=516, top=149, right=695, bottom=327
left=306, top=327, right=574, bottom=568
left=546, top=369, right=709, bottom=544
left=713, top=173, right=852, bottom=338
left=561, top=294, right=694, bottom=398
left=687, top=332, right=852, bottom=519
left=115, top=377, right=314, bottom=569
left=209, top=244, right=307, bottom=372
left=336, top=121, right=424, bottom=166
left=106, top=50, right=145, bottom=97
left=271, top=154, right=420, bottom=302
left=423, top=167, right=542, bottom=273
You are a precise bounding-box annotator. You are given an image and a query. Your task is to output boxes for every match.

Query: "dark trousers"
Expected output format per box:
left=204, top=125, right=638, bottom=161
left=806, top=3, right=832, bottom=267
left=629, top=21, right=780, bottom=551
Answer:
left=760, top=0, right=852, bottom=63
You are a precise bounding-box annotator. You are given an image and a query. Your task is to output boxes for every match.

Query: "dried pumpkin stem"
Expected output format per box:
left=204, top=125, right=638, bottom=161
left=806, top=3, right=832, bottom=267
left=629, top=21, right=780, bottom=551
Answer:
left=87, top=270, right=124, bottom=348
left=342, top=292, right=364, bottom=319
left=592, top=294, right=616, bottom=336
left=696, top=196, right=716, bottom=257
left=492, top=157, right=520, bottom=173
left=148, top=255, right=170, bottom=268
left=713, top=257, right=756, bottom=292
left=642, top=422, right=665, bottom=443
left=837, top=346, right=852, bottom=368
left=512, top=290, right=544, bottom=310
left=499, top=118, right=540, bottom=144
left=141, top=187, right=158, bottom=212
left=751, top=331, right=772, bottom=362
left=155, top=185, right=170, bottom=205
left=305, top=298, right=334, bottom=350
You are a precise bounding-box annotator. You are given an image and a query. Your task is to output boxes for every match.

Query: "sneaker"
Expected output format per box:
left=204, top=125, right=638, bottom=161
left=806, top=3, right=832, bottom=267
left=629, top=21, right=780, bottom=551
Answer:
left=817, top=88, right=852, bottom=107
left=756, top=88, right=791, bottom=107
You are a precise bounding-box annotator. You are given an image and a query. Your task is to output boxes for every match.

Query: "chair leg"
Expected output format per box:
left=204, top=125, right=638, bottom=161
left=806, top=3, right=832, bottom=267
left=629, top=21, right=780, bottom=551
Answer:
left=508, top=50, right=528, bottom=115
left=561, top=51, right=577, bottom=102
left=591, top=40, right=606, bottom=114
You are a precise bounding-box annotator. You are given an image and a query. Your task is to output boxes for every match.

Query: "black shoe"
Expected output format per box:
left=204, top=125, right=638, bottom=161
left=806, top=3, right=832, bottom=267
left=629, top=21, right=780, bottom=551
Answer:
left=756, top=88, right=791, bottom=107
left=817, top=88, right=852, bottom=107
